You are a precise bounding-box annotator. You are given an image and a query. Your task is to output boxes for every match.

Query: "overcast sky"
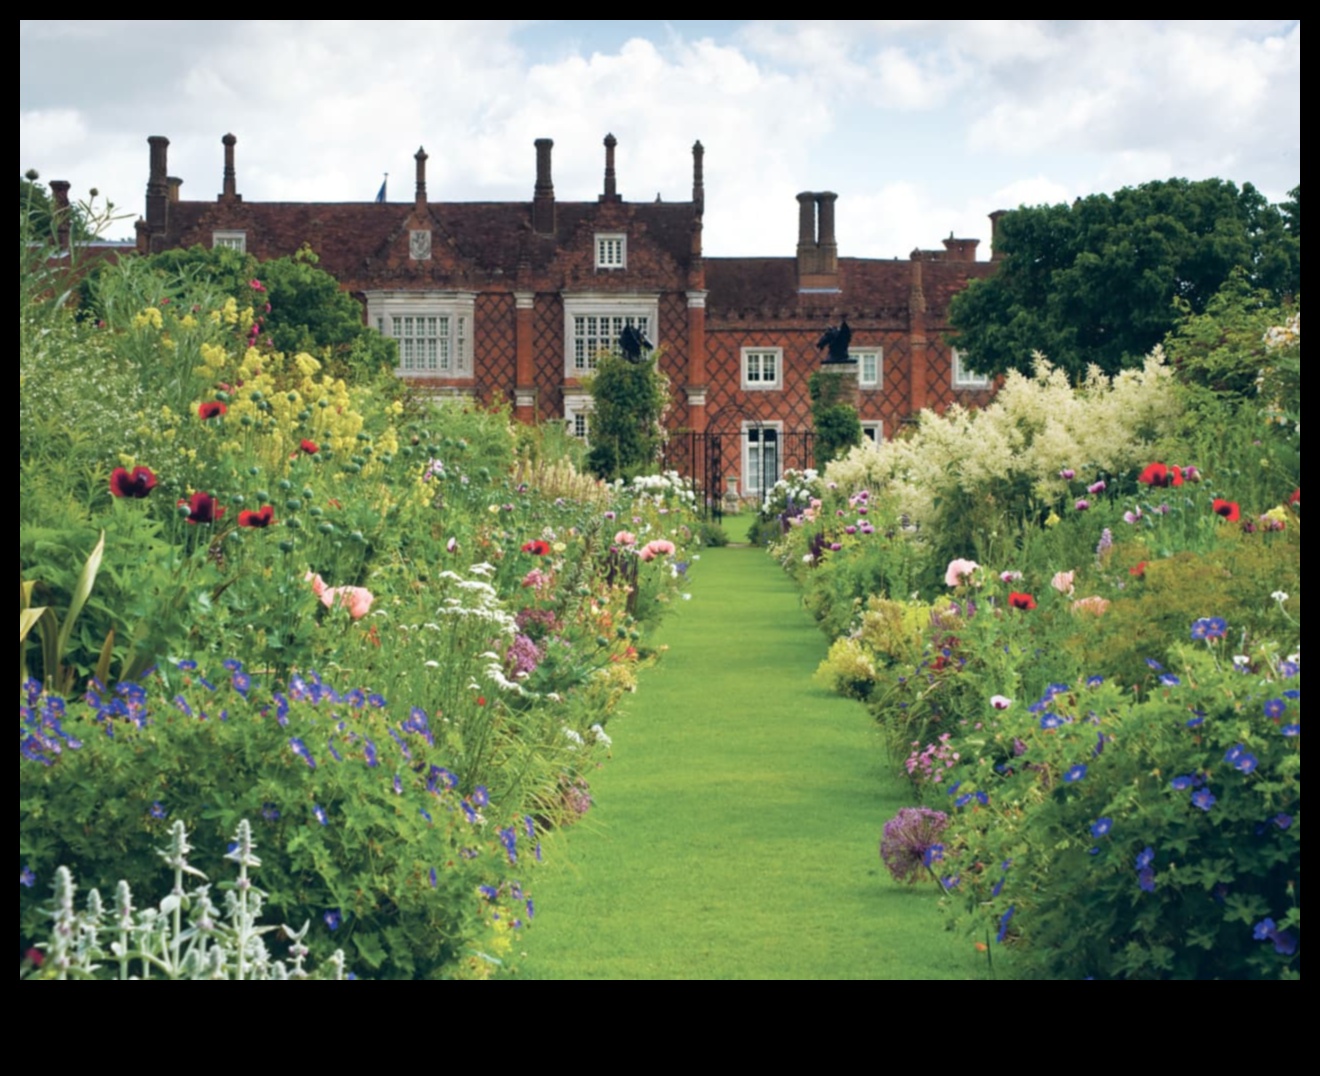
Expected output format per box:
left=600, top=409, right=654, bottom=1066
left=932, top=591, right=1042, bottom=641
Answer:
left=20, top=20, right=1301, bottom=256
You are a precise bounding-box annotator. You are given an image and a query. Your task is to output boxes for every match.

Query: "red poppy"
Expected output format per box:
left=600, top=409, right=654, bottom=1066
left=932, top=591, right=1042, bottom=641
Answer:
left=1130, top=561, right=1147, bottom=578
left=300, top=439, right=319, bottom=455
left=198, top=401, right=227, bottom=420
left=1212, top=499, right=1241, bottom=522
left=1288, top=488, right=1300, bottom=507
left=521, top=540, right=551, bottom=556
left=476, top=696, right=487, bottom=707
left=1138, top=462, right=1183, bottom=488
left=179, top=491, right=224, bottom=525
left=238, top=505, right=276, bottom=528
left=110, top=465, right=157, bottom=498
left=1008, top=591, right=1036, bottom=611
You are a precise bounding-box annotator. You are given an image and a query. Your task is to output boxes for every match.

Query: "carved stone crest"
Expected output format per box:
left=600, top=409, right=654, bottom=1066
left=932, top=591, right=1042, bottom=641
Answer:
left=409, top=229, right=432, bottom=261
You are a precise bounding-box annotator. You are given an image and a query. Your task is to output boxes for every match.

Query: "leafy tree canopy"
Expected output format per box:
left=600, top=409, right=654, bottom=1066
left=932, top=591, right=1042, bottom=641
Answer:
left=81, top=242, right=397, bottom=378
left=584, top=352, right=670, bottom=481
left=949, top=178, right=1300, bottom=380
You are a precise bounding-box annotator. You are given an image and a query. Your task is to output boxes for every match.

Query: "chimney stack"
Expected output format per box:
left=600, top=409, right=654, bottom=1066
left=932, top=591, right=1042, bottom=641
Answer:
left=941, top=235, right=980, bottom=262
left=796, top=192, right=840, bottom=290
left=817, top=191, right=838, bottom=275
left=167, top=177, right=183, bottom=203
left=988, top=210, right=1007, bottom=261
left=221, top=133, right=239, bottom=202
left=602, top=133, right=619, bottom=201
left=146, top=135, right=170, bottom=242
left=692, top=140, right=704, bottom=212
left=49, top=180, right=71, bottom=251
left=533, top=138, right=555, bottom=234
left=414, top=146, right=428, bottom=211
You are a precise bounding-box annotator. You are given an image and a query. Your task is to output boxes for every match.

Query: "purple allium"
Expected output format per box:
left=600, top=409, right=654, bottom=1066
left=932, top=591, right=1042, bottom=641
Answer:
left=879, top=806, right=950, bottom=885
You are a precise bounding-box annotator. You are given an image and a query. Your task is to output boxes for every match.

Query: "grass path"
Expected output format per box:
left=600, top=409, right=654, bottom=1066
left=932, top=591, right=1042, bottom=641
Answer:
left=519, top=545, right=983, bottom=980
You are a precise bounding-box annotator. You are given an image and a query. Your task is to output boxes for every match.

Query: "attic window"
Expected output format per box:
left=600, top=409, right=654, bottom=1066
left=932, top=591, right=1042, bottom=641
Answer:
left=595, top=233, right=626, bottom=270
left=212, top=230, right=246, bottom=253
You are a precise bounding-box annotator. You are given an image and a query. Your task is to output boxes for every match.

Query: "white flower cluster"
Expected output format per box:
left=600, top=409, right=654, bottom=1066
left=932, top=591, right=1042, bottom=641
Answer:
left=762, top=468, right=822, bottom=515
left=825, top=351, right=1181, bottom=530
left=619, top=470, right=698, bottom=507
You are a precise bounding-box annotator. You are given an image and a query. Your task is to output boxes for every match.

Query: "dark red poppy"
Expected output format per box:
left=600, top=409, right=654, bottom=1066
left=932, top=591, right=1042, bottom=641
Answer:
left=1008, top=591, right=1036, bottom=611
left=1212, top=499, right=1241, bottom=522
left=110, top=466, right=157, bottom=498
left=521, top=540, right=551, bottom=556
left=238, top=505, right=276, bottom=528
left=300, top=439, right=319, bottom=454
left=1138, top=462, right=1183, bottom=488
left=179, top=491, right=224, bottom=525
left=198, top=401, right=227, bottom=420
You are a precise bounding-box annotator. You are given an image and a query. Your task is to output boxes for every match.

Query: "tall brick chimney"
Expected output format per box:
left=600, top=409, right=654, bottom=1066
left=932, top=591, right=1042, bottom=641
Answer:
left=797, top=191, right=840, bottom=290
left=817, top=191, right=838, bottom=275
left=145, top=135, right=170, bottom=245
left=49, top=180, right=71, bottom=251
left=601, top=133, right=619, bottom=201
left=221, top=133, right=240, bottom=202
left=414, top=146, right=428, bottom=211
left=167, top=177, right=183, bottom=203
left=533, top=138, right=555, bottom=234
left=691, top=140, right=704, bottom=213
left=988, top=210, right=1007, bottom=261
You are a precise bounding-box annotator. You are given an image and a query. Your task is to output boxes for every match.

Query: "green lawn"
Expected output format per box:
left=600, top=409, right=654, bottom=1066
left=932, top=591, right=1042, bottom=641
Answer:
left=519, top=546, right=984, bottom=979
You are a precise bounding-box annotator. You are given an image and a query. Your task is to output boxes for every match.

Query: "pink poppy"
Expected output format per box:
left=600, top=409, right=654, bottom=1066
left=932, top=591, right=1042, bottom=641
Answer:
left=944, top=558, right=980, bottom=587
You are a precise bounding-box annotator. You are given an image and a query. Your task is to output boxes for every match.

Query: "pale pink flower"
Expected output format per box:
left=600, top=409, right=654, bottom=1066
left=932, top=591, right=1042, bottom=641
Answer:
left=1072, top=596, right=1110, bottom=617
left=1051, top=570, right=1076, bottom=595
left=1000, top=570, right=1023, bottom=583
left=334, top=586, right=374, bottom=620
left=639, top=539, right=676, bottom=562
left=991, top=695, right=1012, bottom=710
left=945, top=558, right=980, bottom=587
left=305, top=571, right=327, bottom=599
left=614, top=530, right=637, bottom=546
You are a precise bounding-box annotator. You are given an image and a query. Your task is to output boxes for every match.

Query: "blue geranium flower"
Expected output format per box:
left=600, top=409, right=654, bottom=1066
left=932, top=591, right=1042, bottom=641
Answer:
left=1191, top=788, right=1217, bottom=811
left=20, top=865, right=36, bottom=888
left=1063, top=764, right=1088, bottom=783
left=1159, top=673, right=1181, bottom=687
left=1090, top=817, right=1113, bottom=838
left=1135, top=846, right=1155, bottom=871
left=1234, top=753, right=1259, bottom=774
left=313, top=804, right=328, bottom=826
left=1281, top=724, right=1300, bottom=736
left=1171, top=775, right=1193, bottom=790
left=1145, top=658, right=1164, bottom=671
left=150, top=801, right=167, bottom=820
left=324, top=908, right=341, bottom=931
left=1138, top=868, right=1156, bottom=893
left=1264, top=698, right=1287, bottom=719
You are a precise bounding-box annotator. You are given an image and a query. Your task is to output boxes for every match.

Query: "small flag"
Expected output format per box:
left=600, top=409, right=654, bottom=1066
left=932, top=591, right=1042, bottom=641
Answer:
left=375, top=175, right=387, bottom=203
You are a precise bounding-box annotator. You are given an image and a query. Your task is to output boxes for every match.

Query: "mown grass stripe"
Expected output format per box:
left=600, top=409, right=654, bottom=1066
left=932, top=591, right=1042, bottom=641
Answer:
left=521, top=546, right=982, bottom=980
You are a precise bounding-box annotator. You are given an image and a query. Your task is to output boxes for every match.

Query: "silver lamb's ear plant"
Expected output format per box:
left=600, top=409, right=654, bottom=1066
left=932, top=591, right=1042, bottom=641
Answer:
left=26, top=819, right=353, bottom=980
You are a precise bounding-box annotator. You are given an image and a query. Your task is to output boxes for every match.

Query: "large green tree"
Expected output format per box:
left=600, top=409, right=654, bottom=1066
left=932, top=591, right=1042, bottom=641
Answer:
left=950, top=178, right=1300, bottom=379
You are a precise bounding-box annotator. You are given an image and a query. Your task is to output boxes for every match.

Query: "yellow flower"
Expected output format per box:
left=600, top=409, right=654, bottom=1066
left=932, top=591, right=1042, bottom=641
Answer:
left=488, top=504, right=500, bottom=514
left=552, top=542, right=567, bottom=553
left=1045, top=511, right=1061, bottom=528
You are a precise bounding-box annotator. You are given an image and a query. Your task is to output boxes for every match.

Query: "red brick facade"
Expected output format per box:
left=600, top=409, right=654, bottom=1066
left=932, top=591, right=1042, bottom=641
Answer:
left=132, top=133, right=998, bottom=495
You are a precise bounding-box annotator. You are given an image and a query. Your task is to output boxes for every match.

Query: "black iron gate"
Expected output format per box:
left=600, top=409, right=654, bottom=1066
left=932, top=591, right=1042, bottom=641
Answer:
left=661, top=430, right=816, bottom=522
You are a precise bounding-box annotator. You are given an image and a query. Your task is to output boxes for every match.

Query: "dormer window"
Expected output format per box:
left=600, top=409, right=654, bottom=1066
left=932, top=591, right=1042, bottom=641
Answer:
left=212, top=230, right=246, bottom=253
left=595, top=233, right=626, bottom=270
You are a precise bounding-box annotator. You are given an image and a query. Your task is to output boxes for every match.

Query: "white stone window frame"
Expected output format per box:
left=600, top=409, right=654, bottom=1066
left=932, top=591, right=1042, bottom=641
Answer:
left=212, top=230, right=247, bottom=253
left=563, top=392, right=592, bottom=443
left=365, top=291, right=476, bottom=378
left=860, top=421, right=884, bottom=446
left=563, top=293, right=660, bottom=379
left=741, top=420, right=784, bottom=499
left=952, top=347, right=990, bottom=389
left=741, top=347, right=783, bottom=391
left=853, top=348, right=883, bottom=389
left=595, top=233, right=627, bottom=270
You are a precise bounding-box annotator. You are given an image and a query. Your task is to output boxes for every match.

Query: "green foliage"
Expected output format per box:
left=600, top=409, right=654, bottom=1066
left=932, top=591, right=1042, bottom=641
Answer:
left=80, top=243, right=398, bottom=380
left=20, top=175, right=101, bottom=242
left=950, top=178, right=1301, bottom=379
left=939, top=647, right=1299, bottom=980
left=808, top=369, right=862, bottom=465
left=26, top=819, right=351, bottom=980
left=20, top=669, right=538, bottom=979
left=697, top=520, right=729, bottom=547
left=583, top=353, right=670, bottom=481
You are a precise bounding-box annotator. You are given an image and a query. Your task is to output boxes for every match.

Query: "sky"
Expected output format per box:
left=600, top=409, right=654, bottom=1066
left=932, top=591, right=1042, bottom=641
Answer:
left=19, top=20, right=1301, bottom=257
